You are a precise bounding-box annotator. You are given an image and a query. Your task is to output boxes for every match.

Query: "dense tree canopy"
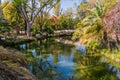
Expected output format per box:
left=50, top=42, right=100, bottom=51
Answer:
left=12, top=0, right=56, bottom=37
left=73, top=0, right=119, bottom=50
left=103, top=2, right=120, bottom=45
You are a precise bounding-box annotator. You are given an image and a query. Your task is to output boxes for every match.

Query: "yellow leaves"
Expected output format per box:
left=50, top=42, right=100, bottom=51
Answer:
left=2, top=3, right=13, bottom=22
left=80, top=2, right=88, bottom=11
left=80, top=32, right=100, bottom=46
left=103, top=0, right=117, bottom=9
left=2, top=2, right=21, bottom=24
left=3, top=3, right=12, bottom=12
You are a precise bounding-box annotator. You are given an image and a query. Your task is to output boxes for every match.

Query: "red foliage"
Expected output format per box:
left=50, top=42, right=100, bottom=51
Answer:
left=103, top=2, right=120, bottom=36
left=52, top=15, right=60, bottom=22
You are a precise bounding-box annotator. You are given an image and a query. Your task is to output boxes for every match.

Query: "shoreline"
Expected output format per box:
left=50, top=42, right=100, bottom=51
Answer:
left=0, top=46, right=36, bottom=80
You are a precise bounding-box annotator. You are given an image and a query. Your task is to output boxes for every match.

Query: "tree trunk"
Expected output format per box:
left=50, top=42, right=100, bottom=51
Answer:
left=102, top=31, right=108, bottom=48
left=115, top=33, right=119, bottom=44
left=0, top=0, right=2, bottom=16
left=25, top=20, right=27, bottom=35
left=27, top=23, right=32, bottom=37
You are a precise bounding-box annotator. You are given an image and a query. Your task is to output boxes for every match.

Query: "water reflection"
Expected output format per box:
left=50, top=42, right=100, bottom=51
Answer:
left=117, top=70, right=120, bottom=79
left=32, top=49, right=37, bottom=58
left=15, top=38, right=120, bottom=80
left=20, top=44, right=26, bottom=50
left=108, top=63, right=120, bottom=79
left=76, top=45, right=86, bottom=54
left=47, top=54, right=53, bottom=64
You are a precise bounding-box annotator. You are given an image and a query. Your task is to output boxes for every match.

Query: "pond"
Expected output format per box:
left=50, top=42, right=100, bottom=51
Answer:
left=14, top=38, right=120, bottom=80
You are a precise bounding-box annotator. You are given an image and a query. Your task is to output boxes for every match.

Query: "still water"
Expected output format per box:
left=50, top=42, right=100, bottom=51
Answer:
left=15, top=38, right=120, bottom=80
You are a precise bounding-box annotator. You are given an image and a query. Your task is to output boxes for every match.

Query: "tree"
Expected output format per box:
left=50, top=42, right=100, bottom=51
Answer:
left=73, top=0, right=118, bottom=50
left=72, top=1, right=105, bottom=49
left=0, top=0, right=12, bottom=34
left=53, top=0, right=60, bottom=16
left=64, top=8, right=74, bottom=17
left=32, top=12, right=53, bottom=34
left=48, top=14, right=75, bottom=30
left=87, top=0, right=116, bottom=9
left=103, top=2, right=120, bottom=50
left=76, top=0, right=88, bottom=20
left=12, top=0, right=56, bottom=37
left=0, top=0, right=2, bottom=15
left=2, top=2, right=24, bottom=34
left=34, top=1, right=55, bottom=34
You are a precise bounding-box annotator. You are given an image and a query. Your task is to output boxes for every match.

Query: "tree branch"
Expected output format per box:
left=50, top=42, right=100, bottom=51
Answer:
left=31, top=0, right=52, bottom=24
left=20, top=5, right=29, bottom=22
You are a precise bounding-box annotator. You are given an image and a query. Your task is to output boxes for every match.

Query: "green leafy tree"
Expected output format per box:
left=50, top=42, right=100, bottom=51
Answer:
left=0, top=0, right=12, bottom=34
left=2, top=2, right=24, bottom=34
left=73, top=0, right=118, bottom=50
left=32, top=13, right=53, bottom=34
left=12, top=0, right=56, bottom=37
left=72, top=1, right=105, bottom=49
left=76, top=0, right=88, bottom=20
left=52, top=14, right=75, bottom=30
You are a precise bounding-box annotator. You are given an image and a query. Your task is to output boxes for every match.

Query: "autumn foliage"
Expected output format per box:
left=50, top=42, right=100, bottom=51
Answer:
left=103, top=2, right=120, bottom=41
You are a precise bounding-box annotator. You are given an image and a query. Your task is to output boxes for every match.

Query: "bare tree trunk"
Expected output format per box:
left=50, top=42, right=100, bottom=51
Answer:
left=25, top=20, right=27, bottom=35
left=27, top=23, right=32, bottom=37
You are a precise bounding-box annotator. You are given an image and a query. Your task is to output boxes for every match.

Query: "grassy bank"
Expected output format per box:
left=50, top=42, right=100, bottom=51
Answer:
left=0, top=46, right=36, bottom=80
left=101, top=49, right=120, bottom=64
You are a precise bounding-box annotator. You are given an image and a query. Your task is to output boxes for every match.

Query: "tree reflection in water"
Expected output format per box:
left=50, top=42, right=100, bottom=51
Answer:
left=15, top=38, right=120, bottom=80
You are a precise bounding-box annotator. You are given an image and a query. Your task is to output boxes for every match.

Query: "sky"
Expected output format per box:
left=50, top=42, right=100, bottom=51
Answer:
left=51, top=0, right=82, bottom=15
left=1, top=0, right=82, bottom=10
left=1, top=0, right=82, bottom=15
left=60, top=0, right=82, bottom=12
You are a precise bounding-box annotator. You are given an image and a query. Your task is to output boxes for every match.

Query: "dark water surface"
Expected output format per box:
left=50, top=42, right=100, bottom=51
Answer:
left=15, top=38, right=120, bottom=80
